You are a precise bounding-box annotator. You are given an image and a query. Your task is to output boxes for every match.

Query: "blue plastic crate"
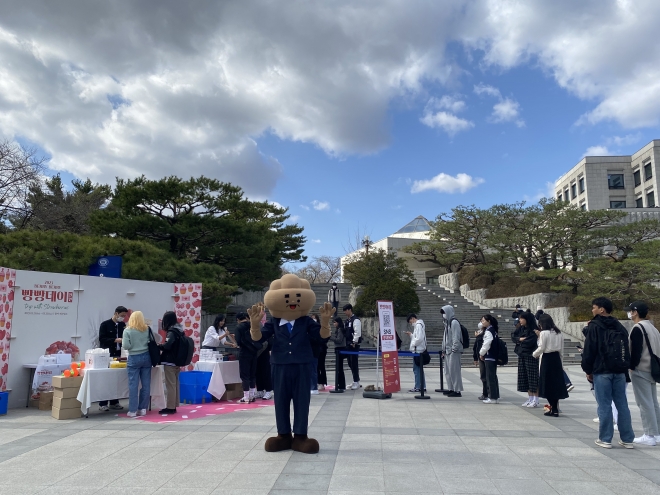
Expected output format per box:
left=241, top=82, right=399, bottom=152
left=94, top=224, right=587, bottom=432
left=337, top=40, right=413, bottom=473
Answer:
left=179, top=371, right=212, bottom=404
left=0, top=391, right=8, bottom=415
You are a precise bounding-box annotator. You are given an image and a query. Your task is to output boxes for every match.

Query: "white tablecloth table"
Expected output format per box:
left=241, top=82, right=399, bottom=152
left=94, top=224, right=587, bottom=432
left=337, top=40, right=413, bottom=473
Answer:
left=77, top=366, right=166, bottom=415
left=193, top=361, right=240, bottom=399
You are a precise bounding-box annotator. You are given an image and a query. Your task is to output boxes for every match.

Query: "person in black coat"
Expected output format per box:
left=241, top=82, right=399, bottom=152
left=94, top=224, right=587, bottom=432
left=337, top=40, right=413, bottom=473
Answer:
left=473, top=322, right=488, bottom=400
left=513, top=312, right=540, bottom=408
left=234, top=312, right=261, bottom=403
left=97, top=305, right=127, bottom=411
left=158, top=311, right=184, bottom=414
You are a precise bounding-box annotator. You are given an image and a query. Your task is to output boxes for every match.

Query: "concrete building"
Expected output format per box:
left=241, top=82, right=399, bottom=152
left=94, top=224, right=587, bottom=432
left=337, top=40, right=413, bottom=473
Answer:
left=340, top=216, right=444, bottom=283
left=555, top=140, right=660, bottom=213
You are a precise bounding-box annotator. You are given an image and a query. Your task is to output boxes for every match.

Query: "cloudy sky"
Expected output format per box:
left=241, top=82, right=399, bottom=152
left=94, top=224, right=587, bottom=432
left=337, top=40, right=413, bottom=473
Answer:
left=2, top=1, right=660, bottom=264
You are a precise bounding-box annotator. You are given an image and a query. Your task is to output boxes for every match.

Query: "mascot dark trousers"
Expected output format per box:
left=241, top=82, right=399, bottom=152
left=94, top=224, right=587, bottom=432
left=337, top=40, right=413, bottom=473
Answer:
left=272, top=362, right=312, bottom=435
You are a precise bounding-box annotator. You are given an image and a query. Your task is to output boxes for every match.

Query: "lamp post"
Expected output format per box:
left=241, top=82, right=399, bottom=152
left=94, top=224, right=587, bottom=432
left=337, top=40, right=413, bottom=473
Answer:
left=362, top=235, right=372, bottom=255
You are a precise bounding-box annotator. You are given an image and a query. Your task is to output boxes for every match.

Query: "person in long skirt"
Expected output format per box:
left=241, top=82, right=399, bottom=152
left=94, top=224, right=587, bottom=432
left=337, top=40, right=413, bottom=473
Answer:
left=513, top=312, right=540, bottom=408
left=533, top=314, right=569, bottom=417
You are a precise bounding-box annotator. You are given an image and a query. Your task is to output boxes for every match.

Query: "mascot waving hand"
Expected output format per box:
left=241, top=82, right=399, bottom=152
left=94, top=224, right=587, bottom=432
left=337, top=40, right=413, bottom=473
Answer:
left=247, top=274, right=335, bottom=454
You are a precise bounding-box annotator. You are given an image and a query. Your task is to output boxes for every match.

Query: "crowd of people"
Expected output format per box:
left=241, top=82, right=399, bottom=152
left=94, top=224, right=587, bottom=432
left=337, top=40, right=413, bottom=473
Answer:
left=97, top=292, right=660, bottom=449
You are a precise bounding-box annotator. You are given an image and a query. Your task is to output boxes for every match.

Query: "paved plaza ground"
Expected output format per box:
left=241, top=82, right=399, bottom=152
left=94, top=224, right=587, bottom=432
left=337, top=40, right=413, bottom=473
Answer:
left=1, top=365, right=659, bottom=495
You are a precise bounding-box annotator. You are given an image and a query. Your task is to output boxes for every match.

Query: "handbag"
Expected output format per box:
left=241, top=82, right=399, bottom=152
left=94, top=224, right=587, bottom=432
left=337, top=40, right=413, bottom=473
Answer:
left=639, top=323, right=660, bottom=382
left=413, top=334, right=431, bottom=366
left=147, top=328, right=161, bottom=367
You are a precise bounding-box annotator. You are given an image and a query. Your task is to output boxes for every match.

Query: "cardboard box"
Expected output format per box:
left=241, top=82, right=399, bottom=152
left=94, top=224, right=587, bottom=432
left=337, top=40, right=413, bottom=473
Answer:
left=52, top=375, right=83, bottom=389
left=28, top=398, right=39, bottom=408
left=85, top=350, right=110, bottom=370
left=221, top=383, right=243, bottom=401
left=38, top=391, right=53, bottom=411
left=51, top=406, right=82, bottom=420
left=53, top=396, right=81, bottom=410
left=54, top=387, right=79, bottom=399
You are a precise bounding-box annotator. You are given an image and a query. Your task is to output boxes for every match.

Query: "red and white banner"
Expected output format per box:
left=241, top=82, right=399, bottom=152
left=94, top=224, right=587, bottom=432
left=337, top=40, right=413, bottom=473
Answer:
left=0, top=268, right=16, bottom=392
left=173, top=283, right=203, bottom=370
left=377, top=300, right=400, bottom=393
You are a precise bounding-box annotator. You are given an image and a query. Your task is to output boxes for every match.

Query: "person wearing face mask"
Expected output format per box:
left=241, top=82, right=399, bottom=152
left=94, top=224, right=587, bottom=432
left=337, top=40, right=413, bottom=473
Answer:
left=440, top=305, right=464, bottom=397
left=625, top=301, right=660, bottom=446
left=473, top=322, right=488, bottom=400
left=97, top=306, right=128, bottom=411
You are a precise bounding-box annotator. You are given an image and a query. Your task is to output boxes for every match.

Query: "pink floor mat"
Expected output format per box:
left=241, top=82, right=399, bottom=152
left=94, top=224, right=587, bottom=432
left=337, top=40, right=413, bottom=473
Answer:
left=119, top=399, right=274, bottom=423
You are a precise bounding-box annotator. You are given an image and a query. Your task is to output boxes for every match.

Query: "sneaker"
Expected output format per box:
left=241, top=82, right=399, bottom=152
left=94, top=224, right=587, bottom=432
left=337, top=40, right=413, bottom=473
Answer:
left=110, top=404, right=124, bottom=410
left=350, top=382, right=360, bottom=390
left=595, top=439, right=612, bottom=449
left=618, top=440, right=634, bottom=449
left=262, top=391, right=273, bottom=400
left=127, top=411, right=137, bottom=418
left=633, top=435, right=657, bottom=446
left=138, top=409, right=147, bottom=416
left=477, top=395, right=486, bottom=401
left=443, top=390, right=453, bottom=396
left=527, top=401, right=539, bottom=408
left=483, top=398, right=499, bottom=404
left=310, top=390, right=319, bottom=395
left=249, top=397, right=256, bottom=403
left=522, top=399, right=531, bottom=407
left=238, top=397, right=251, bottom=404
left=447, top=392, right=462, bottom=397
left=254, top=390, right=264, bottom=399
left=566, top=384, right=575, bottom=392
left=593, top=418, right=600, bottom=423
left=318, top=384, right=326, bottom=391
left=99, top=405, right=110, bottom=412
left=408, top=388, right=420, bottom=393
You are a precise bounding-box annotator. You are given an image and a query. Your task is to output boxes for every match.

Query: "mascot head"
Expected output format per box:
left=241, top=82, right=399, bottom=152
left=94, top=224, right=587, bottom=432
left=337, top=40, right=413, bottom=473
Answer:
left=264, top=274, right=316, bottom=320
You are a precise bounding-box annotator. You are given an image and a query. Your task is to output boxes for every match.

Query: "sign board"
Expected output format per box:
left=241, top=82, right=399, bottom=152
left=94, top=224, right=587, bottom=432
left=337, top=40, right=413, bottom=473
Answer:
left=377, top=300, right=400, bottom=393
left=88, top=256, right=122, bottom=278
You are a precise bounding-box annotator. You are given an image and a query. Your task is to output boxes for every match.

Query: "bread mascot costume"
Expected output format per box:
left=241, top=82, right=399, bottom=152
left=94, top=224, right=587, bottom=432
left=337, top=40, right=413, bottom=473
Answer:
left=247, top=274, right=334, bottom=454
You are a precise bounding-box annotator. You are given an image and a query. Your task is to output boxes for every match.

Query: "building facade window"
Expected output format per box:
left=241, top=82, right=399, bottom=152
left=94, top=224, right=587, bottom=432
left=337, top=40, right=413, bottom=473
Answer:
left=557, top=193, right=562, bottom=202
left=580, top=204, right=586, bottom=211
left=609, top=200, right=626, bottom=209
left=634, top=170, right=641, bottom=187
left=645, top=163, right=653, bottom=181
left=578, top=177, right=585, bottom=193
left=608, top=174, right=625, bottom=189
left=570, top=183, right=577, bottom=199
left=564, top=190, right=569, bottom=202
left=636, top=197, right=644, bottom=208
left=648, top=191, right=656, bottom=208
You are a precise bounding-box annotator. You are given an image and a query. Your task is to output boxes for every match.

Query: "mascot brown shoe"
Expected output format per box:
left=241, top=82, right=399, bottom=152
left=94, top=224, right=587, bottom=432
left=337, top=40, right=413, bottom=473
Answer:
left=265, top=433, right=293, bottom=452
left=291, top=434, right=320, bottom=454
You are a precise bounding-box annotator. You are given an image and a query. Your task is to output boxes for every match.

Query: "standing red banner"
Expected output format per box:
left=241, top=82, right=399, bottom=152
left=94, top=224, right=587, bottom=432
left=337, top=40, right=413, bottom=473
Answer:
left=382, top=351, right=400, bottom=393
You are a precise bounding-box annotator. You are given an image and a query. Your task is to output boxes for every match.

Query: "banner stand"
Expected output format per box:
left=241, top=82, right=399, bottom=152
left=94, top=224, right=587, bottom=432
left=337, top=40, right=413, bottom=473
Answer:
left=414, top=355, right=430, bottom=400
left=363, top=343, right=391, bottom=400
left=434, top=352, right=450, bottom=393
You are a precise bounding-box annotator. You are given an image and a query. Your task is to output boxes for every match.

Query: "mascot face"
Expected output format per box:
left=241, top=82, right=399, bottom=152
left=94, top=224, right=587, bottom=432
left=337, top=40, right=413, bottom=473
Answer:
left=264, top=274, right=316, bottom=320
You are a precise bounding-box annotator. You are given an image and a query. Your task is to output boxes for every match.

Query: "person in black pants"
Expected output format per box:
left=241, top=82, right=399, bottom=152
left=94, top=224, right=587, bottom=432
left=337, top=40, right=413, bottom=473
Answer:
left=343, top=304, right=362, bottom=390
left=317, top=333, right=329, bottom=391
left=97, top=306, right=127, bottom=411
left=478, top=314, right=500, bottom=404
left=330, top=317, right=347, bottom=391
left=473, top=322, right=488, bottom=400
left=256, top=335, right=274, bottom=400
left=234, top=312, right=260, bottom=403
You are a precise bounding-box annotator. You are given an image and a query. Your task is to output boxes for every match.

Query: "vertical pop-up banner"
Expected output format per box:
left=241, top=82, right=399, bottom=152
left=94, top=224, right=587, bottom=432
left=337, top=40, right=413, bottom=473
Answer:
left=173, top=283, right=202, bottom=370
left=377, top=300, right=400, bottom=393
left=0, top=268, right=16, bottom=392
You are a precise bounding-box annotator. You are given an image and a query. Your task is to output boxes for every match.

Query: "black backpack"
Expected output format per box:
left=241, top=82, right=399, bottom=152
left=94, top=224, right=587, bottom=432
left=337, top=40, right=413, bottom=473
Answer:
left=174, top=331, right=195, bottom=367
left=600, top=323, right=630, bottom=374
left=451, top=318, right=470, bottom=349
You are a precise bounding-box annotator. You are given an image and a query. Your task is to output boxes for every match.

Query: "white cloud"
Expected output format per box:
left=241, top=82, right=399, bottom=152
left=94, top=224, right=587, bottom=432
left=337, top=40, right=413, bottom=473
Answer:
left=524, top=181, right=556, bottom=203
left=411, top=172, right=484, bottom=194
left=583, top=145, right=614, bottom=157
left=311, top=239, right=321, bottom=244
left=607, top=134, right=642, bottom=147
left=474, top=84, right=524, bottom=127
left=420, top=111, right=474, bottom=136
left=288, top=215, right=300, bottom=223
left=312, top=200, right=330, bottom=211
left=429, top=95, right=467, bottom=113
left=300, top=204, right=310, bottom=211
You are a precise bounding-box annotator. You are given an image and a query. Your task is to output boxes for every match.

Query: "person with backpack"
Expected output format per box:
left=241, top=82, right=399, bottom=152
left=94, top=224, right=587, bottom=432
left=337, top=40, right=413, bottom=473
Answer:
left=473, top=322, right=488, bottom=400
left=405, top=313, right=427, bottom=393
left=343, top=304, right=362, bottom=390
left=582, top=297, right=635, bottom=449
left=440, top=305, right=464, bottom=398
left=513, top=312, right=540, bottom=408
left=158, top=311, right=188, bottom=414
left=234, top=312, right=261, bottom=403
left=479, top=314, right=500, bottom=404
left=533, top=314, right=569, bottom=417
left=625, top=301, right=660, bottom=446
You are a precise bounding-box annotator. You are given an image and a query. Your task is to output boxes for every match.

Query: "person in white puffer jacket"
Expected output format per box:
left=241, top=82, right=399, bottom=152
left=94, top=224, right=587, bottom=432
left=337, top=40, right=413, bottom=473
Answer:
left=406, top=313, right=426, bottom=393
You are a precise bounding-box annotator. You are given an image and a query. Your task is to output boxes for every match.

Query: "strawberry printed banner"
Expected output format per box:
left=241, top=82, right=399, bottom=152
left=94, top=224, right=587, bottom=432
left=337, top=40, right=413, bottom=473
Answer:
left=0, top=268, right=17, bottom=392
left=174, top=283, right=202, bottom=371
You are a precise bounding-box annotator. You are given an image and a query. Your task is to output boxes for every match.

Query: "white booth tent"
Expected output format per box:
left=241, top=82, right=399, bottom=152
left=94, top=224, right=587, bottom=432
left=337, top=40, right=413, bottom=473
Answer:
left=0, top=267, right=202, bottom=409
